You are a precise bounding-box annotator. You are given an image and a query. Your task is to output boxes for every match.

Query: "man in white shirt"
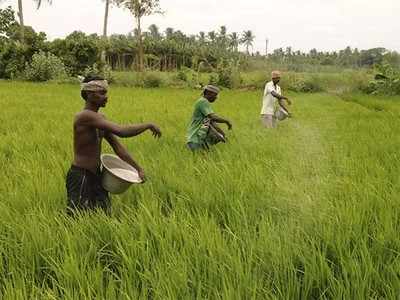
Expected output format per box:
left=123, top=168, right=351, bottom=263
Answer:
left=260, top=71, right=292, bottom=128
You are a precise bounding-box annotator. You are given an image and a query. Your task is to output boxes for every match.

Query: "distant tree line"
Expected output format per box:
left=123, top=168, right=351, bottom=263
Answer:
left=264, top=46, right=400, bottom=70
left=0, top=6, right=253, bottom=78
left=0, top=5, right=399, bottom=80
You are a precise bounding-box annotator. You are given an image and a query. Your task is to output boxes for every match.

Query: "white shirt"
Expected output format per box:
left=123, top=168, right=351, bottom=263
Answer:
left=260, top=81, right=281, bottom=115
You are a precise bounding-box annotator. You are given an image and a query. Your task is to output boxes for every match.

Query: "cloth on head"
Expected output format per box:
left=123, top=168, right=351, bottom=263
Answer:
left=81, top=80, right=109, bottom=92
left=271, top=71, right=281, bottom=79
left=204, top=84, right=220, bottom=94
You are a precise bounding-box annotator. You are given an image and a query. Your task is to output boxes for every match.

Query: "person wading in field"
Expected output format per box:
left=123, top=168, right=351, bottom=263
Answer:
left=260, top=71, right=292, bottom=128
left=186, top=85, right=233, bottom=151
left=66, top=75, right=162, bottom=214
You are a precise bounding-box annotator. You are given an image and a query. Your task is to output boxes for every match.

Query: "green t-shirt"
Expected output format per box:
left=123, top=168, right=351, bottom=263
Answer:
left=187, top=97, right=214, bottom=144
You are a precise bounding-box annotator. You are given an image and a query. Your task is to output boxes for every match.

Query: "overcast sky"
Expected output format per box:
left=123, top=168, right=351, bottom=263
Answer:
left=1, top=0, right=399, bottom=53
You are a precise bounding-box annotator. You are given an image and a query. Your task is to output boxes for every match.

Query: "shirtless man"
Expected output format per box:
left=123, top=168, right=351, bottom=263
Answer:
left=66, top=75, right=161, bottom=214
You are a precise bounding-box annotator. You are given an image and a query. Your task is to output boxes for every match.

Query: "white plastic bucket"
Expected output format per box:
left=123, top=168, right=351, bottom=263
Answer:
left=100, top=154, right=142, bottom=194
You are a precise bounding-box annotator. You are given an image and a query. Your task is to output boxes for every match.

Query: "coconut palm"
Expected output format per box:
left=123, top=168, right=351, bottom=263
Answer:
left=229, top=32, right=239, bottom=52
left=34, top=0, right=52, bottom=9
left=198, top=31, right=205, bottom=43
left=103, top=0, right=110, bottom=37
left=218, top=25, right=228, bottom=49
left=219, top=25, right=226, bottom=37
left=207, top=31, right=216, bottom=43
left=14, top=0, right=52, bottom=42
left=241, top=30, right=255, bottom=54
left=114, top=0, right=162, bottom=71
left=165, top=27, right=174, bottom=39
left=148, top=23, right=160, bottom=39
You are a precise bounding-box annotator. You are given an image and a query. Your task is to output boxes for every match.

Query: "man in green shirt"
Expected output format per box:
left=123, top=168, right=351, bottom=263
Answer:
left=187, top=85, right=232, bottom=151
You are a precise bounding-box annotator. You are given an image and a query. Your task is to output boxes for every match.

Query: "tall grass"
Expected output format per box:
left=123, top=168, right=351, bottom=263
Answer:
left=110, top=69, right=372, bottom=93
left=241, top=70, right=372, bottom=93
left=0, top=82, right=399, bottom=299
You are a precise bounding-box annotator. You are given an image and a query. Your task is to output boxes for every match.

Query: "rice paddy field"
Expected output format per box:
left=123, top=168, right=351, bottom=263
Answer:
left=0, top=81, right=399, bottom=299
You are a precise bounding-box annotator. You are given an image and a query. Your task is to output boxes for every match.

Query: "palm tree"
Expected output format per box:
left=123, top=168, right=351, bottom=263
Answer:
left=218, top=25, right=227, bottom=49
left=114, top=0, right=162, bottom=71
left=241, top=30, right=255, bottom=54
left=34, top=0, right=52, bottom=9
left=148, top=23, right=160, bottom=39
left=165, top=27, right=174, bottom=39
left=229, top=32, right=239, bottom=52
left=198, top=31, right=205, bottom=43
left=207, top=31, right=216, bottom=43
left=17, top=0, right=24, bottom=31
left=219, top=26, right=226, bottom=37
left=15, top=0, right=52, bottom=42
left=103, top=0, right=110, bottom=37
left=101, top=0, right=111, bottom=63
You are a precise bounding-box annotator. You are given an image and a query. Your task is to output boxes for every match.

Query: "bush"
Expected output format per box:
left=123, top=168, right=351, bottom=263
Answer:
left=288, top=77, right=324, bottom=93
left=208, top=73, right=218, bottom=85
left=50, top=31, right=100, bottom=75
left=83, top=63, right=113, bottom=83
left=217, top=68, right=234, bottom=88
left=362, top=63, right=400, bottom=95
left=25, top=51, right=67, bottom=81
left=216, top=60, right=242, bottom=89
left=177, top=69, right=188, bottom=82
left=143, top=72, right=163, bottom=88
left=197, top=61, right=214, bottom=73
left=0, top=43, right=26, bottom=79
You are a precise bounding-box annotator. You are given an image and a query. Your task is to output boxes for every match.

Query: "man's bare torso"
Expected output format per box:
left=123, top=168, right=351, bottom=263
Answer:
left=73, top=111, right=105, bottom=174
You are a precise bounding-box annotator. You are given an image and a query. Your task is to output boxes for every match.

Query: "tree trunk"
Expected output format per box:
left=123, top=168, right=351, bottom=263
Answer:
left=101, top=0, right=110, bottom=63
left=136, top=16, right=144, bottom=72
left=18, top=0, right=24, bottom=42
left=103, top=0, right=110, bottom=37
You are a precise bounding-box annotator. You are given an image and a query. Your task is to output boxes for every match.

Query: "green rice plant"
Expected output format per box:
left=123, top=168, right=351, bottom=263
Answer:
left=0, top=82, right=399, bottom=298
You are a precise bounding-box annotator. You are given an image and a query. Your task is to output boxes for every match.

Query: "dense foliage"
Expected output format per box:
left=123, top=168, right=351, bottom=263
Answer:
left=0, top=6, right=399, bottom=93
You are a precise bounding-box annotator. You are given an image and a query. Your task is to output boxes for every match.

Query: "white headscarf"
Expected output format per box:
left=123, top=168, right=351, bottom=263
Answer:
left=204, top=84, right=220, bottom=94
left=271, top=71, right=281, bottom=79
left=81, top=80, right=109, bottom=92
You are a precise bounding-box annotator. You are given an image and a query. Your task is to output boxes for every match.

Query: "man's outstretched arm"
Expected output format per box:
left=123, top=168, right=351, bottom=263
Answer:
left=78, top=111, right=162, bottom=138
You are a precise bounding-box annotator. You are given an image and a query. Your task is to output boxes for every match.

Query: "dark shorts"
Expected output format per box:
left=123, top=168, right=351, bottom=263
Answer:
left=66, top=165, right=111, bottom=215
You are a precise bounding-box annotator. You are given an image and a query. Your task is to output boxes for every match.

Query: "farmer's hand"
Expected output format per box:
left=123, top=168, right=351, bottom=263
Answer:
left=286, top=98, right=292, bottom=105
left=149, top=124, right=162, bottom=138
left=227, top=121, right=233, bottom=130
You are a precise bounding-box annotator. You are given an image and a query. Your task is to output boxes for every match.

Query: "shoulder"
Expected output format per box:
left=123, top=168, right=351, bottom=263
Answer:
left=74, top=110, right=105, bottom=124
left=264, top=81, right=274, bottom=90
left=195, top=97, right=207, bottom=106
left=264, top=81, right=274, bottom=94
